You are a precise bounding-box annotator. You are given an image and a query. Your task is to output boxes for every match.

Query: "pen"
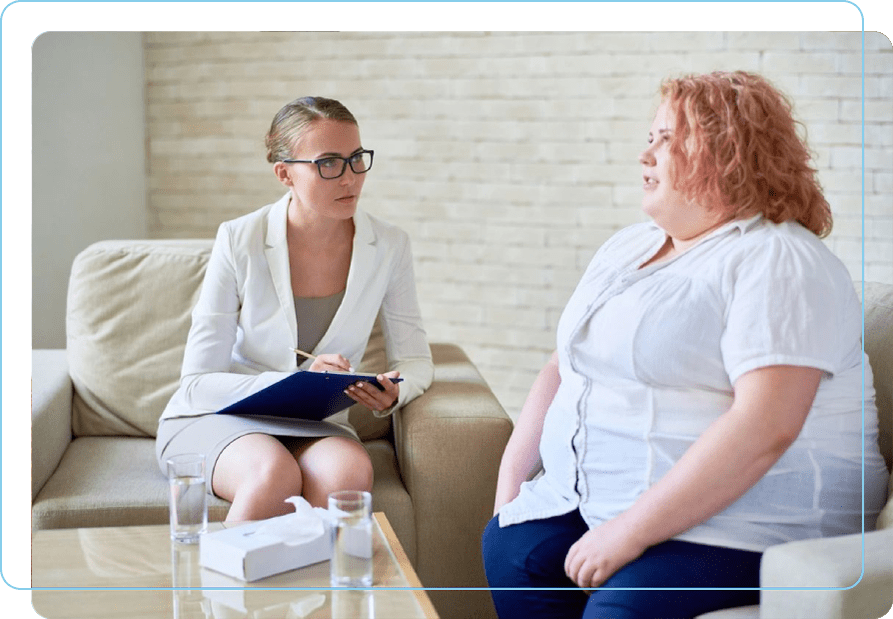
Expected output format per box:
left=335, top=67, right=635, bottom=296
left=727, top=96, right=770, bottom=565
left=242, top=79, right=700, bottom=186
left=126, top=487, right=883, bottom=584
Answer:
left=289, top=347, right=355, bottom=373
left=290, top=347, right=317, bottom=361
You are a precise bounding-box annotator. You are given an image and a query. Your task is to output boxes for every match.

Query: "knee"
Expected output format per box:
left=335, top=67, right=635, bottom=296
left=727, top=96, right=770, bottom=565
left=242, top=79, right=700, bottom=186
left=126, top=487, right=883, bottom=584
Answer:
left=239, top=450, right=303, bottom=502
left=300, top=440, right=373, bottom=505
left=345, top=448, right=374, bottom=490
left=324, top=443, right=374, bottom=492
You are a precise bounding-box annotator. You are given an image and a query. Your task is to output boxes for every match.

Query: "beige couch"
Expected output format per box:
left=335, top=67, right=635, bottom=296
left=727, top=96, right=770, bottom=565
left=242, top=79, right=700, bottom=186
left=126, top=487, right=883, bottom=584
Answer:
left=697, top=281, right=893, bottom=619
left=32, top=239, right=513, bottom=619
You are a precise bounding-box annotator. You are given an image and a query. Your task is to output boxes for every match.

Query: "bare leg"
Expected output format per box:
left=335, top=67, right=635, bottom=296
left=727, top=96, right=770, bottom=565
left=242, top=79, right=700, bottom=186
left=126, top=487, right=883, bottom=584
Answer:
left=212, top=433, right=303, bottom=522
left=292, top=437, right=374, bottom=507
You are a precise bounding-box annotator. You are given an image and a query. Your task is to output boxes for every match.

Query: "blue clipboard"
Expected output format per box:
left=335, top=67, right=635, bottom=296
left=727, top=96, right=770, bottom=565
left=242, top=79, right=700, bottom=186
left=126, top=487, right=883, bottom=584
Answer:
left=216, top=371, right=403, bottom=421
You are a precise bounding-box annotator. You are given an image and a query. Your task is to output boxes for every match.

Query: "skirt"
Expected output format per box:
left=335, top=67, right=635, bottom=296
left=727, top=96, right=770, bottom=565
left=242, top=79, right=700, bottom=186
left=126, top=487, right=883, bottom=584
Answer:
left=155, top=410, right=359, bottom=496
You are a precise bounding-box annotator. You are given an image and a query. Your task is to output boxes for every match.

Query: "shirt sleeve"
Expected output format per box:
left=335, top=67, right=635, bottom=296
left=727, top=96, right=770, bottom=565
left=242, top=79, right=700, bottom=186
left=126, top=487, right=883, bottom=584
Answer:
left=378, top=230, right=434, bottom=414
left=720, top=232, right=842, bottom=385
left=177, top=221, right=291, bottom=413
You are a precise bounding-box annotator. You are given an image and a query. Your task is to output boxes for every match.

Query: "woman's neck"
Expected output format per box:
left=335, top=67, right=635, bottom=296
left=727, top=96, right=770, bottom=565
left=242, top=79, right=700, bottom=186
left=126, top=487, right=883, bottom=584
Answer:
left=286, top=198, right=354, bottom=250
left=669, top=216, right=734, bottom=253
left=641, top=217, right=735, bottom=270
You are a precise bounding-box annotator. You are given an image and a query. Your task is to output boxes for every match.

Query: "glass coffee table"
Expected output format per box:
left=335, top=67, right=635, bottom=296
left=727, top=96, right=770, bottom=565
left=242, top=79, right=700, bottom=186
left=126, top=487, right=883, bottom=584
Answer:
left=32, top=513, right=439, bottom=618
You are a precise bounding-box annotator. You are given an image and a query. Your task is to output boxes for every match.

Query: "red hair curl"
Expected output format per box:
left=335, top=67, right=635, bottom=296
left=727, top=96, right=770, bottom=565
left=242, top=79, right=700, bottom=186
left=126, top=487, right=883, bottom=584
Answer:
left=660, top=71, right=832, bottom=237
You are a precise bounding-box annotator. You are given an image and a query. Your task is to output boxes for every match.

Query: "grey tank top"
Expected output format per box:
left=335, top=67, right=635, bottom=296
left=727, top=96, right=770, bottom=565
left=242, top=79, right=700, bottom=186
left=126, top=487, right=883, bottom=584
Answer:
left=293, top=289, right=345, bottom=355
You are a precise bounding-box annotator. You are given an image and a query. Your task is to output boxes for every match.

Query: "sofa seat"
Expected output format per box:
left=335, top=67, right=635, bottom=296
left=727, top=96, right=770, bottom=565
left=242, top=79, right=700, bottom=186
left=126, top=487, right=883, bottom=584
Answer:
left=31, top=434, right=415, bottom=558
left=31, top=435, right=231, bottom=530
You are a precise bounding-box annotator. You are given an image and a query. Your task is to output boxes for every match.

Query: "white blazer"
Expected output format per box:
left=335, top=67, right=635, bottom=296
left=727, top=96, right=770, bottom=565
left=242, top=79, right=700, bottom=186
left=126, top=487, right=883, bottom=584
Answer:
left=160, top=192, right=434, bottom=421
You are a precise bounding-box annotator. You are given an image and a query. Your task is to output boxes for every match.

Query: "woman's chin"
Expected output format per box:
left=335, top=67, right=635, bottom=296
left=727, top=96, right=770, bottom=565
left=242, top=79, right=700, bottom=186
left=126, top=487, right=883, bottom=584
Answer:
left=641, top=200, right=661, bottom=222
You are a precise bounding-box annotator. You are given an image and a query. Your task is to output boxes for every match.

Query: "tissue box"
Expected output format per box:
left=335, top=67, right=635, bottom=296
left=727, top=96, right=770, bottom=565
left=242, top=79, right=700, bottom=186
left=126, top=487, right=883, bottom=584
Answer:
left=200, top=514, right=331, bottom=582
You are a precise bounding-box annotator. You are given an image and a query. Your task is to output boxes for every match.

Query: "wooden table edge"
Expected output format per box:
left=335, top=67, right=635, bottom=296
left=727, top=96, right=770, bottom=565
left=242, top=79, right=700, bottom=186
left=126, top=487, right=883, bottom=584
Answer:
left=374, top=513, right=440, bottom=619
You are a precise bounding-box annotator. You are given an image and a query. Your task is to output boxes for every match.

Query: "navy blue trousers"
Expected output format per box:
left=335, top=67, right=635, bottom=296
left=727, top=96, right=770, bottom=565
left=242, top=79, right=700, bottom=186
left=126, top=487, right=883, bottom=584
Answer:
left=482, top=510, right=761, bottom=619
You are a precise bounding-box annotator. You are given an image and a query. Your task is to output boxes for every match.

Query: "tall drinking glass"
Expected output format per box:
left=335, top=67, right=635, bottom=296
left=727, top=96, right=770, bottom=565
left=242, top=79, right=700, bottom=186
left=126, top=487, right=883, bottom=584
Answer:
left=328, top=490, right=373, bottom=587
left=166, top=453, right=207, bottom=543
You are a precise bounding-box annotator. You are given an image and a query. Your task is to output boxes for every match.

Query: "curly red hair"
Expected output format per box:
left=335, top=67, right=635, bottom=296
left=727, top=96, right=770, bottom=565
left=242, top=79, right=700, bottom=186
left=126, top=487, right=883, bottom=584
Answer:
left=660, top=71, right=832, bottom=237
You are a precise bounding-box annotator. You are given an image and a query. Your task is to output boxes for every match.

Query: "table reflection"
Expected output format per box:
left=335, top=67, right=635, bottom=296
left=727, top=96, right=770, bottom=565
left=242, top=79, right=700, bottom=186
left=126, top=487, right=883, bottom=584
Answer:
left=171, top=541, right=214, bottom=618
left=78, top=526, right=169, bottom=580
left=332, top=589, right=375, bottom=619
left=172, top=541, right=380, bottom=619
left=37, top=524, right=419, bottom=618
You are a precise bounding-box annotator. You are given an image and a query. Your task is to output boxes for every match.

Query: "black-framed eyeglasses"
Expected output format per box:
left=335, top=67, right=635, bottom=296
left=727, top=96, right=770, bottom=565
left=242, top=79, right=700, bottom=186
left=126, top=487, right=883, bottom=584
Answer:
left=281, top=150, right=374, bottom=179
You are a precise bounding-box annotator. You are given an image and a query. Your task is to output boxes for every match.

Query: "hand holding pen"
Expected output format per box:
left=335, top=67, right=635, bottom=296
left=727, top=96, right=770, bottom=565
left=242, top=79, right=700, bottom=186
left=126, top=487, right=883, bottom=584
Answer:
left=291, top=347, right=354, bottom=373
left=291, top=347, right=400, bottom=413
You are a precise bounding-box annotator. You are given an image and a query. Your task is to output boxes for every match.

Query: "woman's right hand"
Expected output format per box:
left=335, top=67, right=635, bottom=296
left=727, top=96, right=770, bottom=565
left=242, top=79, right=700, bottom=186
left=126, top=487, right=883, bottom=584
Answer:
left=309, top=353, right=354, bottom=373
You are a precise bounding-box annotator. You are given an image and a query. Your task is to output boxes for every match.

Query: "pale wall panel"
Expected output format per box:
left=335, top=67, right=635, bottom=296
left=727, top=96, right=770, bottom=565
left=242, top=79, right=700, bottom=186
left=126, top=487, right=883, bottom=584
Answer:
left=144, top=32, right=893, bottom=418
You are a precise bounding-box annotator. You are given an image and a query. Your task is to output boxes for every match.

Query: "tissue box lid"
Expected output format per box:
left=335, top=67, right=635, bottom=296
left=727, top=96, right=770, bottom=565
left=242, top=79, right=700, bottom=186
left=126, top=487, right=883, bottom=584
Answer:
left=199, top=518, right=331, bottom=582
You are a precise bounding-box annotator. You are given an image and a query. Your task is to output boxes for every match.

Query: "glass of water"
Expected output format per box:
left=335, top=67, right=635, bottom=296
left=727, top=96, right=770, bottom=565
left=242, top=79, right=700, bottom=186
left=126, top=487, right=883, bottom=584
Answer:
left=328, top=490, right=373, bottom=587
left=166, top=453, right=207, bottom=544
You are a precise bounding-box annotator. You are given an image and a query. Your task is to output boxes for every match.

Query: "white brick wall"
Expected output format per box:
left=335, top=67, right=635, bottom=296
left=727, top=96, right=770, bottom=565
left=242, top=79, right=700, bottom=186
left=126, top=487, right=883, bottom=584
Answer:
left=145, top=32, right=893, bottom=420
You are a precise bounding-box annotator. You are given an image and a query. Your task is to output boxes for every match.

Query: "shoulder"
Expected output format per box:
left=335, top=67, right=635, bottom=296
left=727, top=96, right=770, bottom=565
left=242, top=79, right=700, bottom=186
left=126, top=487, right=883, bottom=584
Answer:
left=221, top=198, right=280, bottom=234
left=228, top=203, right=274, bottom=227
left=215, top=195, right=287, bottom=247
left=723, top=218, right=856, bottom=304
left=731, top=219, right=848, bottom=277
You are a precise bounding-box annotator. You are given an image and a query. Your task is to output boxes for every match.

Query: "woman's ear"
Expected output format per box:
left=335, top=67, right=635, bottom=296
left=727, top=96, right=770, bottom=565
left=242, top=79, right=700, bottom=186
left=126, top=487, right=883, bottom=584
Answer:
left=273, top=161, right=292, bottom=187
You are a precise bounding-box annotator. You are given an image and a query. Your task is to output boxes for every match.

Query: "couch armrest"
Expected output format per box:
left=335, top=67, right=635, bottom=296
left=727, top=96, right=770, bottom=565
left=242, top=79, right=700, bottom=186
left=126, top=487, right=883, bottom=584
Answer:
left=760, top=527, right=893, bottom=619
left=32, top=349, right=73, bottom=501
left=394, top=343, right=513, bottom=589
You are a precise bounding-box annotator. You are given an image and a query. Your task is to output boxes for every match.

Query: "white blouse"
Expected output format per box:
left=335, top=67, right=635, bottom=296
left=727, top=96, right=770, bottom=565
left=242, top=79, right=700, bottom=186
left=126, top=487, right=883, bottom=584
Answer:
left=498, top=215, right=889, bottom=552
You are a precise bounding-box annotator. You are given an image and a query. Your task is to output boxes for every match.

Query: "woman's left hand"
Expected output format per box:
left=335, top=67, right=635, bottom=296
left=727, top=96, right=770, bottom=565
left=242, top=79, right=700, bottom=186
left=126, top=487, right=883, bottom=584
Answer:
left=564, top=516, right=648, bottom=589
left=345, top=371, right=401, bottom=413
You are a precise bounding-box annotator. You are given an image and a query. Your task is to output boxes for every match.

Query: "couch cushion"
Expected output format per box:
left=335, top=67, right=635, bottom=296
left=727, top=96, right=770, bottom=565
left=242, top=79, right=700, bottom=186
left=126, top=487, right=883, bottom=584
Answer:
left=31, top=436, right=230, bottom=530
left=858, top=282, right=892, bottom=471
left=858, top=281, right=893, bottom=530
left=31, top=436, right=415, bottom=561
left=67, top=240, right=212, bottom=437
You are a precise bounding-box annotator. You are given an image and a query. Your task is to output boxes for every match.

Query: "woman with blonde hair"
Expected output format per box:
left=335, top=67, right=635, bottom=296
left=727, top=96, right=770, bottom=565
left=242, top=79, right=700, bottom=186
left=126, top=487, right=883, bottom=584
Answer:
left=483, top=71, right=888, bottom=618
left=156, top=97, right=433, bottom=521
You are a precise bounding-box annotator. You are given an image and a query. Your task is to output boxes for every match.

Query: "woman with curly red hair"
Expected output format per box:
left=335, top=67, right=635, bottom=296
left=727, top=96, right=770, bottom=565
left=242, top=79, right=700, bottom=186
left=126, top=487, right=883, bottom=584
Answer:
left=483, top=71, right=888, bottom=618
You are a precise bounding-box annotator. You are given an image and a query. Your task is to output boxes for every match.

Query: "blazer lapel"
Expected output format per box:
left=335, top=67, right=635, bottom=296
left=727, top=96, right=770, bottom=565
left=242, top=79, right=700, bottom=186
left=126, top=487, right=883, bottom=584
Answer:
left=264, top=193, right=298, bottom=346
left=314, top=209, right=377, bottom=354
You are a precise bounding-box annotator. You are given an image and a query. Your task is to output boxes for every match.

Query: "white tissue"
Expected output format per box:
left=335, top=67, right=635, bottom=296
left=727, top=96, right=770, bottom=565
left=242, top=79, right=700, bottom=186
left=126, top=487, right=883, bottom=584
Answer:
left=252, top=496, right=327, bottom=546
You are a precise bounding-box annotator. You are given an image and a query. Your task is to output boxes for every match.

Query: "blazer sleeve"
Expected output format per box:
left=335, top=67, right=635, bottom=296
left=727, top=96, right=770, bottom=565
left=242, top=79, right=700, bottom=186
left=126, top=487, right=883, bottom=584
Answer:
left=175, top=222, right=291, bottom=414
left=378, top=231, right=434, bottom=414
